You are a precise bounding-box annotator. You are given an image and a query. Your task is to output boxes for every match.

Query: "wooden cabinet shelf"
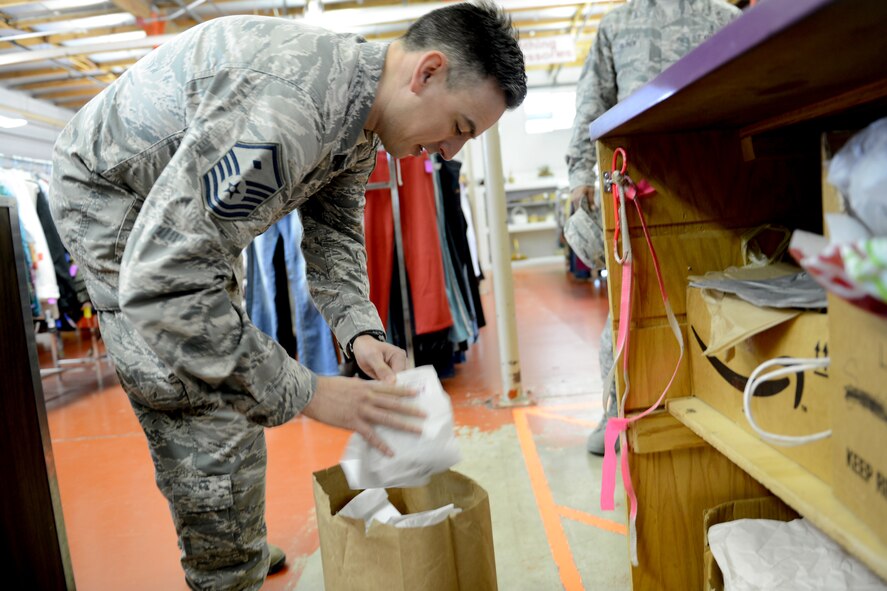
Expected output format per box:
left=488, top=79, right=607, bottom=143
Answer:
left=590, top=0, right=887, bottom=140
left=588, top=1, right=887, bottom=588
left=669, top=396, right=887, bottom=581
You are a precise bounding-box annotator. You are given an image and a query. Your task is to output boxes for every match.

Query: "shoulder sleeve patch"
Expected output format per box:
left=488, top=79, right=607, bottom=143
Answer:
left=202, top=141, right=284, bottom=219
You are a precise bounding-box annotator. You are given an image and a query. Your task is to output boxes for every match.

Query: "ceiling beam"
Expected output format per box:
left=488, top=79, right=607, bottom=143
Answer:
left=86, top=57, right=139, bottom=69
left=35, top=87, right=102, bottom=100
left=17, top=78, right=104, bottom=91
left=7, top=9, right=126, bottom=28
left=110, top=0, right=154, bottom=18
left=0, top=67, right=71, bottom=81
left=54, top=98, right=93, bottom=110
left=0, top=34, right=177, bottom=66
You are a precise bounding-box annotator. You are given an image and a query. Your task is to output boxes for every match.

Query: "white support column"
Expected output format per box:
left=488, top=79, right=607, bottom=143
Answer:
left=482, top=122, right=529, bottom=406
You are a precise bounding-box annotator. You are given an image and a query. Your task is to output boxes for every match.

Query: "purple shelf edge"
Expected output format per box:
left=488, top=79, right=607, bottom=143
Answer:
left=589, top=0, right=835, bottom=141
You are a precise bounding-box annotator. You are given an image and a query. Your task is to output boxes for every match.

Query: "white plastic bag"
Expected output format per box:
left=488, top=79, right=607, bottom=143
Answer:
left=340, top=366, right=462, bottom=489
left=827, top=116, right=887, bottom=236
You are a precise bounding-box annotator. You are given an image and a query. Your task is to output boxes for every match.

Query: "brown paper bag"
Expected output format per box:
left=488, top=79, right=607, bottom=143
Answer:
left=313, top=465, right=497, bottom=591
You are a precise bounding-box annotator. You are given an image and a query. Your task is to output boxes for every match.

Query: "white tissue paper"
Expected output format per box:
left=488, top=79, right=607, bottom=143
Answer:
left=338, top=487, right=462, bottom=533
left=338, top=488, right=402, bottom=532
left=708, top=518, right=887, bottom=590
left=340, top=365, right=462, bottom=489
left=387, top=503, right=462, bottom=528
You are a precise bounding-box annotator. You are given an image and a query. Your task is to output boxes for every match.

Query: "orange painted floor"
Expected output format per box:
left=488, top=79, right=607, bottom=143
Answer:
left=42, top=262, right=629, bottom=590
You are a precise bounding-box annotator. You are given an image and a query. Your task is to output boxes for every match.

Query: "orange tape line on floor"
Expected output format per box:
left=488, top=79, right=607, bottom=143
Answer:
left=557, top=505, right=628, bottom=536
left=533, top=401, right=601, bottom=411
left=524, top=408, right=601, bottom=429
left=513, top=408, right=584, bottom=591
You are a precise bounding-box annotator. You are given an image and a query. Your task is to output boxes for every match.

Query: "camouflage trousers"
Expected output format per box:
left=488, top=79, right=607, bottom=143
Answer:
left=100, top=311, right=271, bottom=590
left=600, top=312, right=618, bottom=418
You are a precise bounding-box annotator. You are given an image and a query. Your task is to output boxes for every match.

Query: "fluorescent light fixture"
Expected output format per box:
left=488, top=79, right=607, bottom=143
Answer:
left=0, top=115, right=28, bottom=129
left=34, top=12, right=134, bottom=33
left=88, top=48, right=151, bottom=63
left=40, top=0, right=109, bottom=10
left=63, top=30, right=146, bottom=47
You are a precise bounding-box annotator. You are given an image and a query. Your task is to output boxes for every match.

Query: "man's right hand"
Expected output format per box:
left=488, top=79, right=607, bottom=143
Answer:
left=570, top=185, right=596, bottom=212
left=301, top=376, right=425, bottom=456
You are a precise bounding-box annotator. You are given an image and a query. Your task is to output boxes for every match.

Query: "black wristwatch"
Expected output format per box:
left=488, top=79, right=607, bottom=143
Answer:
left=345, top=330, right=386, bottom=358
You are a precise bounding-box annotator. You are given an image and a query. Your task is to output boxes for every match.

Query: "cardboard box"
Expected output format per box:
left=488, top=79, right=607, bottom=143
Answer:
left=687, top=286, right=832, bottom=483
left=702, top=496, right=799, bottom=591
left=829, top=295, right=887, bottom=546
left=313, top=465, right=497, bottom=591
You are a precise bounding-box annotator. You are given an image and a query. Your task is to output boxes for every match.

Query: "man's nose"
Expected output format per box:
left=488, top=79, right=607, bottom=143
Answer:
left=439, top=136, right=468, bottom=161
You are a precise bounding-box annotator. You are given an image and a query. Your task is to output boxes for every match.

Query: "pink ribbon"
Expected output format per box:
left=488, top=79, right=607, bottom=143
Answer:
left=599, top=150, right=685, bottom=565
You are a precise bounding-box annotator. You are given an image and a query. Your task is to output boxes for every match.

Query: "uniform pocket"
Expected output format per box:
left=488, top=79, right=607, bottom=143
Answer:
left=172, top=474, right=248, bottom=571
left=100, top=311, right=195, bottom=411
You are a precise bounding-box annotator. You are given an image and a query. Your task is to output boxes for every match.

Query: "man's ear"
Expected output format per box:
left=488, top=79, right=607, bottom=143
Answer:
left=409, top=51, right=447, bottom=94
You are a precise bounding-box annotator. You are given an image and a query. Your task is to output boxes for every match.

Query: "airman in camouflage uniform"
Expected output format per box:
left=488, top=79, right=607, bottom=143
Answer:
left=563, top=0, right=740, bottom=455
left=50, top=3, right=526, bottom=588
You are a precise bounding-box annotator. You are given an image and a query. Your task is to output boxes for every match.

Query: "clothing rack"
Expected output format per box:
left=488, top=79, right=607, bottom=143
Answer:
left=0, top=160, right=110, bottom=389
left=365, top=152, right=414, bottom=367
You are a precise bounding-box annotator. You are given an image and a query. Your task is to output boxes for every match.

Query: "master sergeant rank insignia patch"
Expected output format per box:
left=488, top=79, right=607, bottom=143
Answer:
left=202, top=142, right=284, bottom=219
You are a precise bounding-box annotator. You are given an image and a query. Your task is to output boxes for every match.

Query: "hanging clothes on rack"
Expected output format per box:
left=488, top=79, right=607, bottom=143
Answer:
left=0, top=179, right=39, bottom=316
left=364, top=152, right=489, bottom=378
left=430, top=160, right=473, bottom=346
left=34, top=181, right=89, bottom=327
left=1, top=169, right=59, bottom=304
left=364, top=152, right=453, bottom=336
left=245, top=210, right=339, bottom=376
left=436, top=158, right=486, bottom=334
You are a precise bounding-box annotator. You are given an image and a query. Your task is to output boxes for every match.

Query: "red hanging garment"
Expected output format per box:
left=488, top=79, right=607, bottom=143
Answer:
left=363, top=153, right=452, bottom=335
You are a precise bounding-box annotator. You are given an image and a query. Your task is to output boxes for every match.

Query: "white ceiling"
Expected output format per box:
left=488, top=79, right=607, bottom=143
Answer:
left=0, top=0, right=629, bottom=132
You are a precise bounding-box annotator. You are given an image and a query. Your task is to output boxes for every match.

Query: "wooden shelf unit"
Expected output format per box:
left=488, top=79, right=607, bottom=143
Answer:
left=669, top=397, right=887, bottom=582
left=589, top=1, right=887, bottom=589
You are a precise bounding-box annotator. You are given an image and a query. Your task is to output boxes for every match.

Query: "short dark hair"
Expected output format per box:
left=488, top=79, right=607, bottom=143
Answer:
left=402, top=0, right=527, bottom=109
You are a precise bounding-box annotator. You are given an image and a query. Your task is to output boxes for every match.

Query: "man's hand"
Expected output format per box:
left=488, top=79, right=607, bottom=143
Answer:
left=352, top=334, right=407, bottom=384
left=301, top=376, right=424, bottom=456
left=570, top=185, right=597, bottom=212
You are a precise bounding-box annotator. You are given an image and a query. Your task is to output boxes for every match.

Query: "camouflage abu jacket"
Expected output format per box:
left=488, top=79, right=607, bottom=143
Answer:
left=51, top=16, right=387, bottom=422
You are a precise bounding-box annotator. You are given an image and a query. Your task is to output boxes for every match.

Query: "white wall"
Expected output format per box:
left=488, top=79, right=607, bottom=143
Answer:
left=467, top=85, right=577, bottom=187
left=0, top=86, right=74, bottom=163
left=463, top=85, right=577, bottom=271
left=0, top=125, right=61, bottom=161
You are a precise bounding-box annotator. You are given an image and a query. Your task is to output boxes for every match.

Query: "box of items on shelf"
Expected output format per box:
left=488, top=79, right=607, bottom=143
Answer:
left=801, top=120, right=887, bottom=547
left=686, top=279, right=831, bottom=484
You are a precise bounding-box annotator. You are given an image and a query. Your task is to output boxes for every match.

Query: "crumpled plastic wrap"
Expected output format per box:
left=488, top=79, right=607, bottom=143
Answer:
left=340, top=366, right=462, bottom=489
left=793, top=117, right=887, bottom=314
left=708, top=518, right=887, bottom=590
left=828, top=116, right=887, bottom=237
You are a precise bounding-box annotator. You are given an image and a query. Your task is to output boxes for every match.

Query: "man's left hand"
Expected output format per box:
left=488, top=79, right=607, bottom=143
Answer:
left=352, top=335, right=407, bottom=384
